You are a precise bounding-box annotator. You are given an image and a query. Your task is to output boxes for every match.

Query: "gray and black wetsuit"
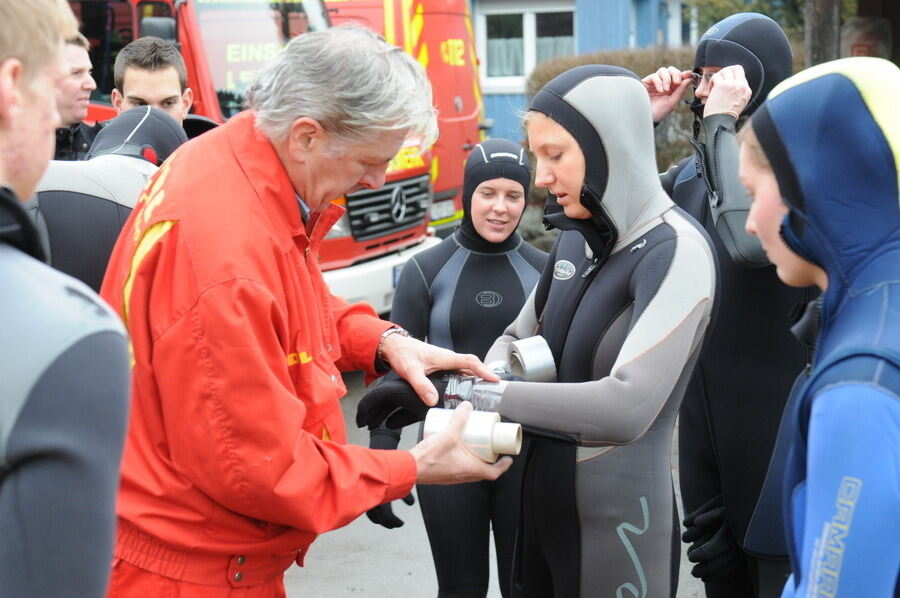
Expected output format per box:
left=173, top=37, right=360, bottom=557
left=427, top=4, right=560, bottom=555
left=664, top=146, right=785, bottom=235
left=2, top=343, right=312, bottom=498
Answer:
left=485, top=66, right=717, bottom=597
left=34, top=106, right=188, bottom=291
left=390, top=138, right=546, bottom=597
left=0, top=185, right=130, bottom=598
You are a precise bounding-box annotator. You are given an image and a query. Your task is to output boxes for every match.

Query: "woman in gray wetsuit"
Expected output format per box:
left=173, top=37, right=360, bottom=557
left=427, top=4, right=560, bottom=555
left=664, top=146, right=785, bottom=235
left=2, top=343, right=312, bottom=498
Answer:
left=483, top=65, right=717, bottom=597
left=358, top=65, right=717, bottom=597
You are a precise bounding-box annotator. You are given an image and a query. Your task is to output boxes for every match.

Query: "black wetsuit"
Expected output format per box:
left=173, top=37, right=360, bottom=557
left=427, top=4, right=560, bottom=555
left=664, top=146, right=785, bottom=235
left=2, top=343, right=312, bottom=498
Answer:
left=486, top=66, right=718, bottom=598
left=0, top=185, right=130, bottom=597
left=390, top=138, right=545, bottom=597
left=392, top=228, right=544, bottom=597
left=659, top=14, right=811, bottom=597
left=34, top=106, right=188, bottom=291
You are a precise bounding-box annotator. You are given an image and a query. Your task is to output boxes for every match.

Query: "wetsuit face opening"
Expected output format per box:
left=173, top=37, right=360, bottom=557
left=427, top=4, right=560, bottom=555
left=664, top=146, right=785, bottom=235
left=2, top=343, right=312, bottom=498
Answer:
left=739, top=143, right=825, bottom=289
left=469, top=177, right=526, bottom=244
left=692, top=66, right=722, bottom=106
left=526, top=112, right=590, bottom=220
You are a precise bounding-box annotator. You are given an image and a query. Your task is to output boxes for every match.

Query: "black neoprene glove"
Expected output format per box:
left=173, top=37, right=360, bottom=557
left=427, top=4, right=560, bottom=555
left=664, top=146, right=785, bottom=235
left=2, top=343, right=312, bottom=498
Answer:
left=356, top=372, right=449, bottom=430
left=365, top=425, right=415, bottom=529
left=682, top=494, right=742, bottom=582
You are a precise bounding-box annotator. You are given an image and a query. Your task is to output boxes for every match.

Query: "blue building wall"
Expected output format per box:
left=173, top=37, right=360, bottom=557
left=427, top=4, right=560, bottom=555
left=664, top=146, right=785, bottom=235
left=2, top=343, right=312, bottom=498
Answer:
left=576, top=0, right=631, bottom=50
left=478, top=0, right=671, bottom=142
left=484, top=93, right=527, bottom=142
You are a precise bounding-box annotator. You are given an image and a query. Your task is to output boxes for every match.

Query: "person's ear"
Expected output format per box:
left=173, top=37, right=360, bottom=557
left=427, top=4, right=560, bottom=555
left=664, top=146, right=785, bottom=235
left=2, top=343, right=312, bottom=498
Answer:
left=286, top=116, right=325, bottom=161
left=110, top=88, right=124, bottom=114
left=0, top=58, right=24, bottom=127
left=182, top=87, right=193, bottom=113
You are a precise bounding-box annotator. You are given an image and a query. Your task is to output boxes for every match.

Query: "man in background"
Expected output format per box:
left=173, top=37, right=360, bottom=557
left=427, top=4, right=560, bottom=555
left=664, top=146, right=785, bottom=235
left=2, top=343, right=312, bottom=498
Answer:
left=54, top=31, right=100, bottom=160
left=111, top=35, right=192, bottom=124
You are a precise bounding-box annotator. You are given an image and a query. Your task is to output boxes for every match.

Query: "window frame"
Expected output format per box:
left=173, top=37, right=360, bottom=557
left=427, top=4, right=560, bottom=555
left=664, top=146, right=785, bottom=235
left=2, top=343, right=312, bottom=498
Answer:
left=476, top=0, right=574, bottom=94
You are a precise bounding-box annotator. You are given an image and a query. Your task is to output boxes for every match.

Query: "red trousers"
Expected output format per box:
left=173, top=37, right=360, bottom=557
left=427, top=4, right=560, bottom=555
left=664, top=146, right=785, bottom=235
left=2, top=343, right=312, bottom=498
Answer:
left=108, top=560, right=288, bottom=598
left=107, top=522, right=295, bottom=598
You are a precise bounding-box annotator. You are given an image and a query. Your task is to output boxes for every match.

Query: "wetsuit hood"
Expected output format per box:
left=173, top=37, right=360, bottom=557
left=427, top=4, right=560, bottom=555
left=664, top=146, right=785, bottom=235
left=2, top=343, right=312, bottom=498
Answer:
left=529, top=64, right=672, bottom=260
left=752, top=57, right=900, bottom=309
left=691, top=12, right=792, bottom=120
left=87, top=106, right=188, bottom=165
left=458, top=138, right=531, bottom=253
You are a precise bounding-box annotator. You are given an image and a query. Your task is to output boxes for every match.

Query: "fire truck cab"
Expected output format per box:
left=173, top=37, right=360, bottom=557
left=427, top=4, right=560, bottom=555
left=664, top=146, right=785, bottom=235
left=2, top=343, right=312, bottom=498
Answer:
left=68, top=0, right=440, bottom=314
left=327, top=0, right=488, bottom=237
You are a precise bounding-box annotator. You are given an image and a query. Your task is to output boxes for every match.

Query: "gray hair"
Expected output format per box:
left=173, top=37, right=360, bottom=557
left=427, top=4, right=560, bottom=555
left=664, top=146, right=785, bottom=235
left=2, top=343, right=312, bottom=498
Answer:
left=247, top=24, right=438, bottom=150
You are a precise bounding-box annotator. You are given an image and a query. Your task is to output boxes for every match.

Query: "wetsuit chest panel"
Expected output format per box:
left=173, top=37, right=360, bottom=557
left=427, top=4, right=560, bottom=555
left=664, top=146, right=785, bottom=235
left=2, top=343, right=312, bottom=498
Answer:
left=543, top=224, right=676, bottom=383
left=448, top=252, right=533, bottom=358
left=426, top=241, right=543, bottom=357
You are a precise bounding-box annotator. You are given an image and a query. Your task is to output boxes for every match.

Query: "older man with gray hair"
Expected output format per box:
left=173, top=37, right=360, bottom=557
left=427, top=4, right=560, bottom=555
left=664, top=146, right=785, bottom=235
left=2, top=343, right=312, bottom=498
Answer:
left=100, top=24, right=510, bottom=598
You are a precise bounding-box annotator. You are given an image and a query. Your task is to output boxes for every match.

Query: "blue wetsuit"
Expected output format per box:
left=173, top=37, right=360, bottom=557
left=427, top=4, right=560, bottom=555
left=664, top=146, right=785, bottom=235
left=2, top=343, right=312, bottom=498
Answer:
left=750, top=58, right=900, bottom=598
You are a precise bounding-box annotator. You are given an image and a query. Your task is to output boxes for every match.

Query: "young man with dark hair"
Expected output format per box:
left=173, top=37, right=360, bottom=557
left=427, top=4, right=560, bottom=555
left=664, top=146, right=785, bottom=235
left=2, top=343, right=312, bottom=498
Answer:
left=111, top=35, right=192, bottom=124
left=54, top=31, right=101, bottom=160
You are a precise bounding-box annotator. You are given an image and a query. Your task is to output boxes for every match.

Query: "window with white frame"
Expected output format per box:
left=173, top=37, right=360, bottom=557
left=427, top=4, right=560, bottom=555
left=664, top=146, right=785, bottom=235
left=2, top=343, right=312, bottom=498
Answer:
left=476, top=0, right=574, bottom=94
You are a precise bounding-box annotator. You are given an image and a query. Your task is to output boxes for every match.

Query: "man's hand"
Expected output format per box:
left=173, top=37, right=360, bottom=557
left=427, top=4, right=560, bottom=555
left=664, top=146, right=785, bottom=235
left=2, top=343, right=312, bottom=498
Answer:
left=703, top=65, right=751, bottom=119
left=356, top=372, right=450, bottom=430
left=379, top=333, right=499, bottom=406
left=366, top=426, right=416, bottom=529
left=642, top=66, right=693, bottom=123
left=410, top=402, right=512, bottom=485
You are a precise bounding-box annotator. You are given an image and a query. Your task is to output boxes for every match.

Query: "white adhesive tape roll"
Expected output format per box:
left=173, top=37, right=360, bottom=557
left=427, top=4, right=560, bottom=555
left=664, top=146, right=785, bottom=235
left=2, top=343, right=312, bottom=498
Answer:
left=423, top=408, right=522, bottom=463
left=507, top=335, right=557, bottom=382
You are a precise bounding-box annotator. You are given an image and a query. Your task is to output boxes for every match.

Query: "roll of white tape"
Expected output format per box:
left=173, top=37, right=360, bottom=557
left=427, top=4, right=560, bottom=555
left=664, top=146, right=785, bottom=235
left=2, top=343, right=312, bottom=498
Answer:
left=423, top=408, right=522, bottom=463
left=508, top=336, right=556, bottom=382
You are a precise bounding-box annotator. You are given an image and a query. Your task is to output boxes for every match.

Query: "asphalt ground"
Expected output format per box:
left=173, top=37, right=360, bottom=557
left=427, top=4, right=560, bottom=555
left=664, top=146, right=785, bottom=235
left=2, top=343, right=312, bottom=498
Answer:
left=285, top=370, right=705, bottom=597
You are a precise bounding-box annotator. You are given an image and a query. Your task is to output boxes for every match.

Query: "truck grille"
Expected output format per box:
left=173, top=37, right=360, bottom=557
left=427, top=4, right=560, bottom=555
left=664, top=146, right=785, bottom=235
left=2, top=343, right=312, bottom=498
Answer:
left=345, top=174, right=431, bottom=242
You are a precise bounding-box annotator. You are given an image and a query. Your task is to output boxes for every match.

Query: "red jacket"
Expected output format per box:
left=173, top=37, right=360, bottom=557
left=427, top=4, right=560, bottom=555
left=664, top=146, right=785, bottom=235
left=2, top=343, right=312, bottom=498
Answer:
left=101, top=111, right=416, bottom=571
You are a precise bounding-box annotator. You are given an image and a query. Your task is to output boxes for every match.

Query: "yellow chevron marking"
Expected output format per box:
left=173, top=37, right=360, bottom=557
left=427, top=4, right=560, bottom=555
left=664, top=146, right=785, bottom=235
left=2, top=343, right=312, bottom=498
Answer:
left=286, top=351, right=313, bottom=366
left=383, top=0, right=396, bottom=45
left=122, top=220, right=176, bottom=366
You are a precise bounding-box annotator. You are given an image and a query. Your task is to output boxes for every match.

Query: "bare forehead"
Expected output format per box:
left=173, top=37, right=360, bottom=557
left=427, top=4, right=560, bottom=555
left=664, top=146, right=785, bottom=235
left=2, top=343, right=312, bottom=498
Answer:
left=123, top=66, right=181, bottom=92
left=526, top=113, right=575, bottom=150
left=475, top=178, right=524, bottom=192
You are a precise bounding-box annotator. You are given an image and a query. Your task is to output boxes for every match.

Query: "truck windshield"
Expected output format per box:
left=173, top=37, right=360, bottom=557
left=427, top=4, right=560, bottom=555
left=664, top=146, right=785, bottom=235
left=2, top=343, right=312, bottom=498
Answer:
left=194, top=0, right=329, bottom=118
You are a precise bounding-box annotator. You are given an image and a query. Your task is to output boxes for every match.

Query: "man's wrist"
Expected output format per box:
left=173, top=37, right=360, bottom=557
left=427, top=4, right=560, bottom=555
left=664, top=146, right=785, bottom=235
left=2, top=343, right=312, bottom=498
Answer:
left=375, top=326, right=410, bottom=372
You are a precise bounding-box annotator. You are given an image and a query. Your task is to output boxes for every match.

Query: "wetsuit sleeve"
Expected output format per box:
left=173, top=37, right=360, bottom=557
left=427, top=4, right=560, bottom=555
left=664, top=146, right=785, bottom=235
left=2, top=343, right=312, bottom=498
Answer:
left=153, top=279, right=416, bottom=535
left=0, top=331, right=130, bottom=598
left=498, top=226, right=714, bottom=445
left=781, top=383, right=900, bottom=598
left=702, top=113, right=768, bottom=268
left=388, top=257, right=431, bottom=341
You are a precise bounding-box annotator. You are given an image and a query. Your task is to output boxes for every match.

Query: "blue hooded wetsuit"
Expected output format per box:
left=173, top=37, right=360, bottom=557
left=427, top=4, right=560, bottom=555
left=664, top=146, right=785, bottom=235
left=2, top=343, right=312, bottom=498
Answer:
left=750, top=57, right=900, bottom=598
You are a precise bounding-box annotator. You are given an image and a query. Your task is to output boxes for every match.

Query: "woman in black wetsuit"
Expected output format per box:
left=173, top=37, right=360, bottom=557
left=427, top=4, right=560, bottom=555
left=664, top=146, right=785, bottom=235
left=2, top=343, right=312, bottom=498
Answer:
left=366, top=138, right=546, bottom=598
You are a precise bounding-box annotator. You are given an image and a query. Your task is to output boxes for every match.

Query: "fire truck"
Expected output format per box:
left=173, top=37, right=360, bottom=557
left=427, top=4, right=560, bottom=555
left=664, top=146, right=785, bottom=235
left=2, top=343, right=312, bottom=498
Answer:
left=69, top=0, right=440, bottom=314
left=326, top=0, right=488, bottom=237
